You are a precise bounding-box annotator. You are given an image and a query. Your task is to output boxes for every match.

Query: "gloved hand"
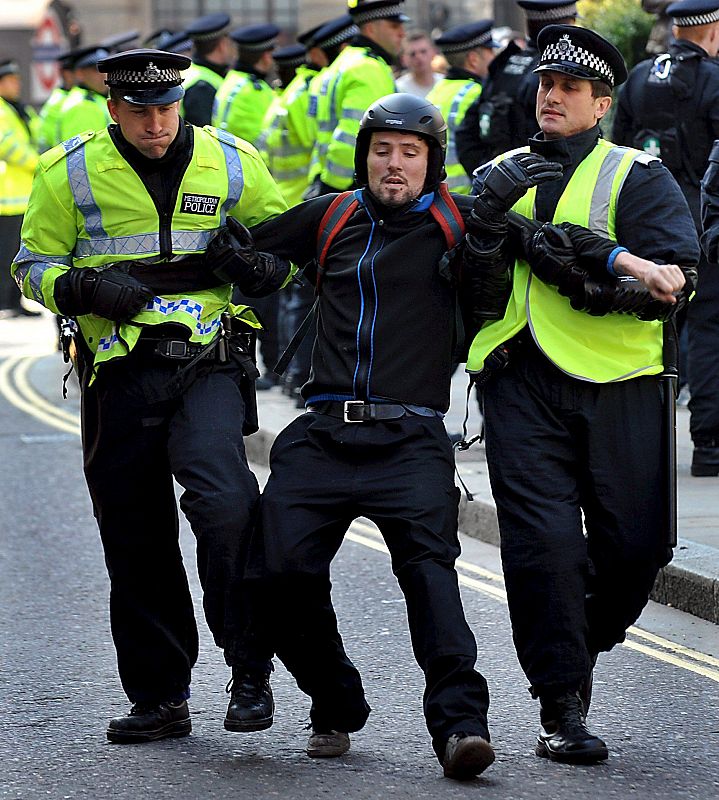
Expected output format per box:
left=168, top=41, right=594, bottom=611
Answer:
left=468, top=153, right=563, bottom=238
left=54, top=265, right=154, bottom=320
left=521, top=222, right=577, bottom=284
left=206, top=217, right=258, bottom=285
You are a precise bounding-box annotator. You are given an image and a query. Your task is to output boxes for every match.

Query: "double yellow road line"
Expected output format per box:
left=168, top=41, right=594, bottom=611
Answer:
left=347, top=520, right=719, bottom=684
left=3, top=354, right=718, bottom=684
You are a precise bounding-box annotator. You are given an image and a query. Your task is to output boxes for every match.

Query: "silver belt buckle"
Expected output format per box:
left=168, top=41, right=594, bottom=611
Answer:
left=160, top=340, right=188, bottom=359
left=343, top=400, right=365, bottom=423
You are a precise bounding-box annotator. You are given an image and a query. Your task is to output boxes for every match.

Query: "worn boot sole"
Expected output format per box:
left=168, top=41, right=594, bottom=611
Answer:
left=443, top=737, right=495, bottom=780
left=224, top=714, right=274, bottom=732
left=306, top=732, right=351, bottom=758
left=535, top=737, right=608, bottom=764
left=107, top=718, right=192, bottom=744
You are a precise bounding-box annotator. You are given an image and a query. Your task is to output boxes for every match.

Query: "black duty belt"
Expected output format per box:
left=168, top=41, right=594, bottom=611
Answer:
left=134, top=338, right=209, bottom=361
left=306, top=400, right=442, bottom=423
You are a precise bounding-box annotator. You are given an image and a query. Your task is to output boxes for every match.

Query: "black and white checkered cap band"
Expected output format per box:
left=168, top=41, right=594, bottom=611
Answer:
left=351, top=4, right=406, bottom=24
left=108, top=65, right=182, bottom=86
left=524, top=3, right=578, bottom=21
left=672, top=10, right=719, bottom=25
left=190, top=27, right=229, bottom=42
left=238, top=37, right=277, bottom=51
left=317, top=25, right=359, bottom=49
left=440, top=30, right=494, bottom=53
left=540, top=36, right=613, bottom=83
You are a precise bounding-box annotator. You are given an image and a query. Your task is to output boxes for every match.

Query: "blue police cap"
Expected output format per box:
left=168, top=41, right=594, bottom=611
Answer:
left=666, top=0, right=719, bottom=26
left=273, top=44, right=307, bottom=68
left=98, top=48, right=191, bottom=105
left=185, top=13, right=231, bottom=42
left=300, top=15, right=358, bottom=50
left=100, top=30, right=140, bottom=54
left=517, top=1, right=579, bottom=21
left=434, top=20, right=500, bottom=53
left=347, top=0, right=410, bottom=25
left=534, top=24, right=627, bottom=88
left=73, top=46, right=111, bottom=70
left=230, top=23, right=281, bottom=51
left=155, top=31, right=193, bottom=55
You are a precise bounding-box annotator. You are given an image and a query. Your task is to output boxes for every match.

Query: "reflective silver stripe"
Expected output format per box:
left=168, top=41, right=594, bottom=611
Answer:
left=342, top=108, right=364, bottom=121
left=273, top=166, right=309, bottom=181
left=447, top=82, right=475, bottom=128
left=332, top=129, right=356, bottom=147
left=214, top=129, right=244, bottom=223
left=218, top=77, right=250, bottom=128
left=588, top=146, right=632, bottom=236
left=446, top=172, right=470, bottom=190
left=326, top=160, right=354, bottom=179
left=65, top=137, right=107, bottom=240
left=13, top=246, right=72, bottom=303
left=73, top=229, right=216, bottom=258
left=318, top=121, right=335, bottom=133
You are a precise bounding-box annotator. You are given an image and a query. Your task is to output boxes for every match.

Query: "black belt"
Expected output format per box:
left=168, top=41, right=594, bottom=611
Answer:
left=134, top=338, right=209, bottom=361
left=306, top=400, right=440, bottom=423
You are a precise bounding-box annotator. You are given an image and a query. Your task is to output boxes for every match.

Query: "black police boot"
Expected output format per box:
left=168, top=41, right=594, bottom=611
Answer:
left=691, top=442, right=719, bottom=477
left=224, top=667, right=274, bottom=732
left=536, top=692, right=608, bottom=764
left=106, top=700, right=191, bottom=743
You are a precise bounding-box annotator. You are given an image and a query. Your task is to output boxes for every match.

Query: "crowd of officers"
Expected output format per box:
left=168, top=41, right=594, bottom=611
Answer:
left=2, top=0, right=718, bottom=784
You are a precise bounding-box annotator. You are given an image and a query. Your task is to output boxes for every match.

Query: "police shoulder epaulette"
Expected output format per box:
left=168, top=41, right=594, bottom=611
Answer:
left=633, top=152, right=660, bottom=165
left=205, top=126, right=259, bottom=157
left=40, top=130, right=95, bottom=171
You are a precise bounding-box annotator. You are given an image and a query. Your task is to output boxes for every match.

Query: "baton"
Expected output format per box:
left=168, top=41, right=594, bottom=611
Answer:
left=662, top=319, right=679, bottom=549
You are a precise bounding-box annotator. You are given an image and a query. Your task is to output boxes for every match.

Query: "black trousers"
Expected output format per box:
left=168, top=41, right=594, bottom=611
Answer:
left=687, top=254, right=719, bottom=444
left=256, top=412, right=491, bottom=756
left=80, top=351, right=261, bottom=705
left=482, top=341, right=669, bottom=698
left=233, top=288, right=280, bottom=375
left=0, top=215, right=23, bottom=310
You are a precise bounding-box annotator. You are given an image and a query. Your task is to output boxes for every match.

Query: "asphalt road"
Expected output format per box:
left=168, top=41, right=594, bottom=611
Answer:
left=1, top=352, right=719, bottom=800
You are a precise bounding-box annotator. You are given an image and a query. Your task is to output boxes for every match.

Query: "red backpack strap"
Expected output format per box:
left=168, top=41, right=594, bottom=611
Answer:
left=316, top=191, right=360, bottom=274
left=429, top=182, right=466, bottom=250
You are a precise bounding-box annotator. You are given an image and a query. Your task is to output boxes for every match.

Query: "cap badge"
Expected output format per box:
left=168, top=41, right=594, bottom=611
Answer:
left=557, top=34, right=572, bottom=54
left=144, top=62, right=161, bottom=80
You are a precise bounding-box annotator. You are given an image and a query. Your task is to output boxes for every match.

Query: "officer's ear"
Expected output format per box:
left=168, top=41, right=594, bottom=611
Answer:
left=594, top=94, right=612, bottom=122
left=107, top=98, right=121, bottom=124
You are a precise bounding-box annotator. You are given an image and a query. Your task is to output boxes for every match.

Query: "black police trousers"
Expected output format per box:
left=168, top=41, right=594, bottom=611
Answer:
left=256, top=411, right=491, bottom=757
left=688, top=254, right=719, bottom=445
left=482, top=340, right=670, bottom=698
left=80, top=350, right=260, bottom=705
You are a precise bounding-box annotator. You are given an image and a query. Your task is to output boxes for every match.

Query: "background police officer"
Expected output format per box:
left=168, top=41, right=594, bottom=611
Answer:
left=58, top=45, right=112, bottom=141
left=456, top=0, right=578, bottom=177
left=470, top=25, right=699, bottom=764
left=181, top=13, right=235, bottom=127
left=613, top=0, right=719, bottom=477
left=11, top=49, right=288, bottom=743
left=427, top=20, right=500, bottom=193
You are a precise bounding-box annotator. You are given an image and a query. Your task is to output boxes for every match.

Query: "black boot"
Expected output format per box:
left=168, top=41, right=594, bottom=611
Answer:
left=224, top=667, right=274, bottom=732
left=536, top=692, right=608, bottom=764
left=107, top=700, right=191, bottom=743
left=691, top=442, right=719, bottom=477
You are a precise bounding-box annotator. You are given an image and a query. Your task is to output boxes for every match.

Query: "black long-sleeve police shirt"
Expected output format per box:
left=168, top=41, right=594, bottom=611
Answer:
left=251, top=190, right=478, bottom=412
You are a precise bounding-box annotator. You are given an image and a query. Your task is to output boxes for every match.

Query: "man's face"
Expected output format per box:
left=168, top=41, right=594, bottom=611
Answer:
left=108, top=98, right=180, bottom=159
left=0, top=74, right=21, bottom=101
left=403, top=36, right=435, bottom=75
left=365, top=19, right=406, bottom=58
left=536, top=71, right=611, bottom=139
left=77, top=67, right=108, bottom=95
left=367, top=130, right=428, bottom=207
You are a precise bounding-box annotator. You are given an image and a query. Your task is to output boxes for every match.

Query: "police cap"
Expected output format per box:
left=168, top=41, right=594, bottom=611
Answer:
left=516, top=1, right=579, bottom=21
left=273, top=44, right=307, bottom=69
left=57, top=49, right=78, bottom=71
left=72, top=45, right=111, bottom=70
left=666, top=0, right=719, bottom=26
left=347, top=0, right=410, bottom=25
left=98, top=48, right=191, bottom=105
left=434, top=20, right=500, bottom=54
left=155, top=31, right=193, bottom=55
left=185, top=13, right=231, bottom=42
left=101, top=30, right=140, bottom=54
left=230, top=23, right=281, bottom=51
left=300, top=15, right=359, bottom=51
left=0, top=59, right=20, bottom=78
left=534, top=24, right=627, bottom=88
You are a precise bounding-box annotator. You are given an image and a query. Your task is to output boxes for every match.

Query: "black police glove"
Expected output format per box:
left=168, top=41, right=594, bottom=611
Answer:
left=206, top=217, right=258, bottom=285
left=54, top=265, right=154, bottom=321
left=520, top=222, right=578, bottom=284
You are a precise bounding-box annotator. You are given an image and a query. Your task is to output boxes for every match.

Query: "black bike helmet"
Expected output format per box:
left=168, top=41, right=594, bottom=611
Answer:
left=354, top=93, right=448, bottom=193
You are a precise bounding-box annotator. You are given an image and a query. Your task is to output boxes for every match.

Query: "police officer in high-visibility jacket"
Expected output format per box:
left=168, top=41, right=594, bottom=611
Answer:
left=427, top=20, right=500, bottom=194
left=37, top=49, right=77, bottom=153
left=306, top=0, right=406, bottom=196
left=212, top=24, right=279, bottom=147
left=470, top=26, right=698, bottom=764
left=11, top=49, right=289, bottom=744
left=58, top=45, right=112, bottom=141
left=181, top=13, right=235, bottom=127
left=0, top=59, right=39, bottom=316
